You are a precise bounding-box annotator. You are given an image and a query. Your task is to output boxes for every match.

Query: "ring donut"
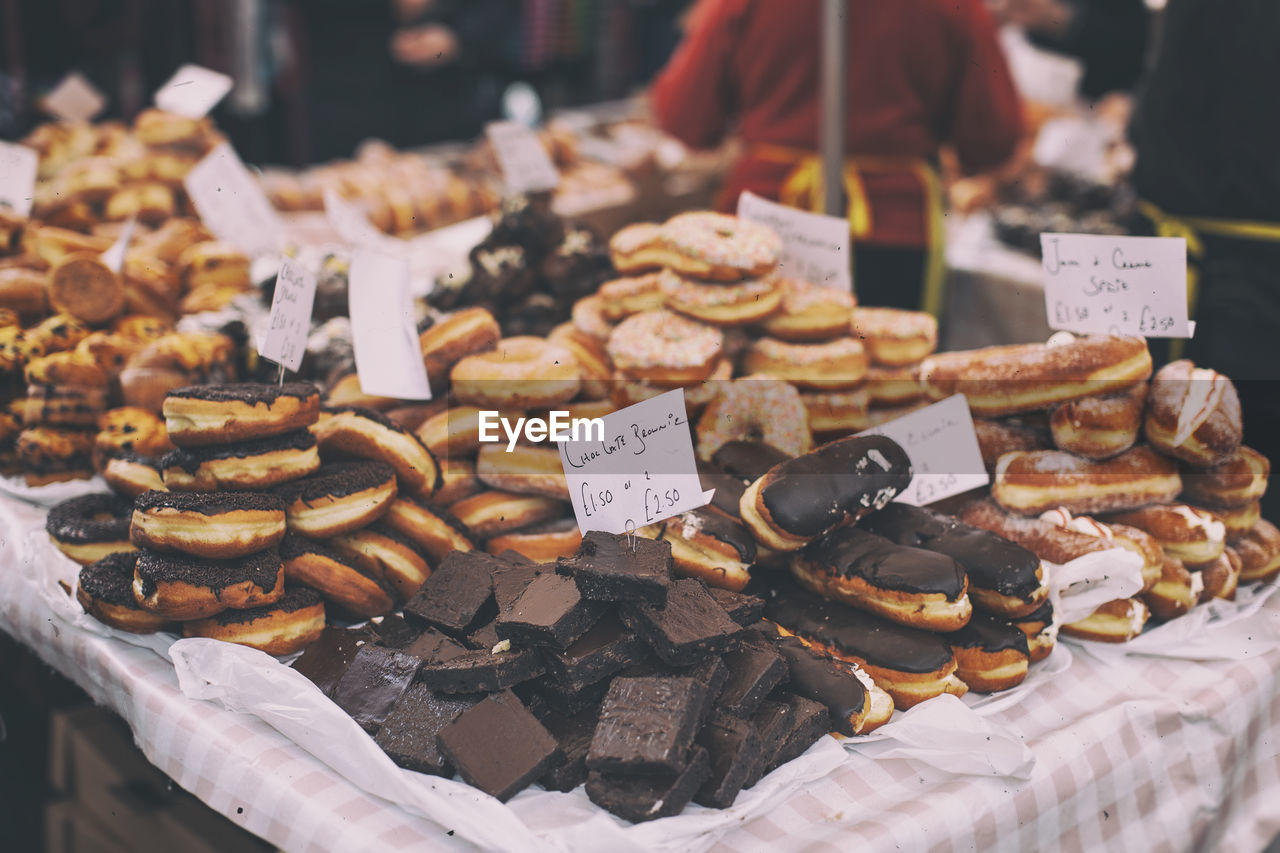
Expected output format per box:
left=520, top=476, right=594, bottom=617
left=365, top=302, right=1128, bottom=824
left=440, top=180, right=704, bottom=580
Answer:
left=657, top=269, right=782, bottom=326
left=327, top=522, right=431, bottom=601
left=696, top=375, right=811, bottom=462
left=657, top=212, right=781, bottom=281
left=419, top=307, right=500, bottom=390
left=761, top=279, right=855, bottom=343
left=182, top=586, right=325, bottom=656
left=161, top=430, right=320, bottom=491
left=485, top=517, right=581, bottom=563
left=598, top=273, right=663, bottom=320
left=850, top=308, right=937, bottom=366
left=164, top=383, right=321, bottom=447
left=606, top=309, right=723, bottom=386
left=76, top=552, right=171, bottom=634
left=133, top=547, right=285, bottom=620
left=102, top=451, right=166, bottom=498
left=47, top=493, right=136, bottom=565
left=608, top=223, right=666, bottom=274
left=448, top=490, right=566, bottom=538
left=130, top=490, right=286, bottom=558
left=475, top=443, right=569, bottom=501
left=743, top=337, right=868, bottom=391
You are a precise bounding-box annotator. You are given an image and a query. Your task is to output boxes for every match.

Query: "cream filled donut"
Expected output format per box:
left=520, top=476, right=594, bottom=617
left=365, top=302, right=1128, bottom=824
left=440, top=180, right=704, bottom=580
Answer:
left=1180, top=446, right=1269, bottom=508
left=1144, top=360, right=1243, bottom=467
left=381, top=497, right=476, bottom=561
left=130, top=490, right=286, bottom=558
left=273, top=461, right=398, bottom=538
left=161, top=430, right=320, bottom=491
left=1236, top=519, right=1280, bottom=583
left=451, top=336, right=580, bottom=409
left=313, top=406, right=440, bottom=498
left=47, top=493, right=136, bottom=565
left=1103, top=504, right=1226, bottom=566
left=991, top=447, right=1182, bottom=517
left=76, top=552, right=171, bottom=634
left=182, top=585, right=325, bottom=655
left=163, top=382, right=321, bottom=447
left=133, top=547, right=284, bottom=620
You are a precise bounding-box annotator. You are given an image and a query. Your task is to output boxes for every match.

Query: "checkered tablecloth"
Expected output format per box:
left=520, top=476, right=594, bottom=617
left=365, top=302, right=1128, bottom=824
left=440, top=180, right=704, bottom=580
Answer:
left=4, top=492, right=1279, bottom=853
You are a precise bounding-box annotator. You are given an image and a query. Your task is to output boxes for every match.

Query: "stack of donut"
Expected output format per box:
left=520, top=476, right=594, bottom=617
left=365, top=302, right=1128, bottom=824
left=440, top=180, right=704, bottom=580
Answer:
left=848, top=306, right=938, bottom=431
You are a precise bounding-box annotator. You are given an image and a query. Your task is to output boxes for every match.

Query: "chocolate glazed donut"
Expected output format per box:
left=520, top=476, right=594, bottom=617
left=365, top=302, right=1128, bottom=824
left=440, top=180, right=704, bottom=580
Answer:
left=739, top=434, right=913, bottom=551
left=858, top=503, right=1048, bottom=619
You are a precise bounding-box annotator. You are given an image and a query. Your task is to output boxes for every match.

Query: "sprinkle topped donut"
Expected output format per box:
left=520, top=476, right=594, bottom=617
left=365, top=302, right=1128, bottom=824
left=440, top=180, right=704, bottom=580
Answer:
left=606, top=309, right=724, bottom=384
left=696, top=375, right=812, bottom=461
left=658, top=212, right=782, bottom=281
left=657, top=269, right=783, bottom=326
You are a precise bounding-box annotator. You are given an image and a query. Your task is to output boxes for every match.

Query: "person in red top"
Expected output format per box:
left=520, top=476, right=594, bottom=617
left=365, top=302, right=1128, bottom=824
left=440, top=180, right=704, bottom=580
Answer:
left=651, top=0, right=1022, bottom=312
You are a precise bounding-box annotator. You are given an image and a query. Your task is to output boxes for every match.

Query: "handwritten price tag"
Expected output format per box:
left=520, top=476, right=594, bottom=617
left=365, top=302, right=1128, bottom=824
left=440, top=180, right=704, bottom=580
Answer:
left=259, top=256, right=316, bottom=373
left=559, top=389, right=711, bottom=535
left=100, top=216, right=137, bottom=274
left=42, top=72, right=106, bottom=122
left=348, top=247, right=432, bottom=400
left=184, top=142, right=282, bottom=257
left=0, top=142, right=37, bottom=217
left=324, top=188, right=400, bottom=252
left=737, top=191, right=852, bottom=292
left=1041, top=233, right=1190, bottom=338
left=155, top=64, right=233, bottom=119
left=857, top=395, right=988, bottom=506
left=486, top=121, right=560, bottom=196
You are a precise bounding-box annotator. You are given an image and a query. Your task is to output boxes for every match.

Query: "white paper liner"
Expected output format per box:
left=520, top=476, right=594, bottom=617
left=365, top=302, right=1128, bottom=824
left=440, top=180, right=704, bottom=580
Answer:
left=0, top=473, right=112, bottom=507
left=1045, top=548, right=1146, bottom=626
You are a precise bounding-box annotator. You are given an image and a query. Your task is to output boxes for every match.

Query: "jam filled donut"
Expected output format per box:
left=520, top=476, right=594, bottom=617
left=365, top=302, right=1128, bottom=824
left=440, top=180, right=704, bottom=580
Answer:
left=865, top=364, right=924, bottom=407
left=161, top=430, right=320, bottom=492
left=1050, top=384, right=1146, bottom=460
left=1142, top=555, right=1199, bottom=621
left=606, top=309, right=724, bottom=385
left=133, top=548, right=284, bottom=620
left=944, top=614, right=1030, bottom=693
left=163, top=383, right=321, bottom=447
left=657, top=269, right=782, bottom=326
left=992, top=447, right=1182, bottom=517
left=46, top=493, right=136, bottom=565
left=802, top=387, right=871, bottom=440
left=183, top=586, right=326, bottom=656
left=323, top=373, right=399, bottom=412
left=920, top=335, right=1152, bottom=417
left=1102, top=504, right=1226, bottom=566
left=76, top=552, right=172, bottom=634
left=1144, top=360, right=1243, bottom=467
left=327, top=523, right=431, bottom=601
left=381, top=497, right=476, bottom=561
left=102, top=451, right=165, bottom=497
left=1008, top=600, right=1056, bottom=663
left=1210, top=501, right=1261, bottom=544
left=657, top=212, right=781, bottom=281
left=485, top=517, right=581, bottom=563
left=1060, top=597, right=1150, bottom=644
left=272, top=461, right=398, bottom=538
left=962, top=498, right=1127, bottom=567
left=858, top=503, right=1048, bottom=619
left=648, top=506, right=757, bottom=592
left=696, top=375, right=811, bottom=461
left=763, top=578, right=966, bottom=709
left=280, top=534, right=395, bottom=618
left=598, top=273, right=663, bottom=321
left=743, top=337, right=868, bottom=391
left=130, top=490, right=286, bottom=558
left=792, top=526, right=972, bottom=631
left=608, top=222, right=666, bottom=274
left=419, top=307, right=500, bottom=390
left=1180, top=446, right=1269, bottom=508
left=475, top=443, right=569, bottom=501
left=1235, top=519, right=1280, bottom=583
left=739, top=433, right=913, bottom=551
left=313, top=407, right=440, bottom=498
left=1191, top=550, right=1240, bottom=603
left=1036, top=506, right=1165, bottom=592
left=451, top=337, right=580, bottom=410
left=448, top=490, right=566, bottom=538
left=760, top=279, right=855, bottom=343
left=850, top=308, right=938, bottom=366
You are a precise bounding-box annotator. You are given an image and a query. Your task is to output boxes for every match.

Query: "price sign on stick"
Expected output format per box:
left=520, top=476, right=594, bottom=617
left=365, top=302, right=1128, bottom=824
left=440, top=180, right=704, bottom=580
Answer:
left=857, top=395, right=988, bottom=506
left=155, top=64, right=233, bottom=119
left=100, top=216, right=138, bottom=274
left=259, top=257, right=317, bottom=373
left=737, top=190, right=852, bottom=292
left=559, top=389, right=712, bottom=535
left=486, top=121, right=560, bottom=195
left=1040, top=233, right=1190, bottom=338
left=184, top=143, right=283, bottom=257
left=42, top=72, right=106, bottom=122
left=0, top=142, right=38, bottom=217
left=348, top=247, right=432, bottom=400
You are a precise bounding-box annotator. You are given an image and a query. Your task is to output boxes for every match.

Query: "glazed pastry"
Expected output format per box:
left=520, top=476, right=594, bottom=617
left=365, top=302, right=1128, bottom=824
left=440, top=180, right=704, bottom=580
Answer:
left=76, top=552, right=171, bottom=634
left=943, top=613, right=1030, bottom=693
left=161, top=430, right=320, bottom=491
left=46, top=493, right=136, bottom=565
left=991, top=447, right=1181, bottom=516
left=130, top=490, right=286, bottom=559
left=750, top=621, right=879, bottom=736
left=1144, top=360, right=1242, bottom=467
left=133, top=547, right=284, bottom=620
left=163, top=383, right=321, bottom=447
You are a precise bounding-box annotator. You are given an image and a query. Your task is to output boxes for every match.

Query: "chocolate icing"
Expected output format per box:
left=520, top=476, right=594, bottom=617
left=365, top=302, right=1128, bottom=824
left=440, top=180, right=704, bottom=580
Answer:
left=169, top=382, right=319, bottom=404
left=134, top=489, right=284, bottom=515
left=750, top=622, right=866, bottom=734
left=78, top=552, right=142, bottom=607
left=712, top=441, right=791, bottom=484
left=135, top=548, right=282, bottom=598
left=759, top=435, right=913, bottom=537
left=802, top=526, right=966, bottom=599
left=1011, top=599, right=1054, bottom=626
left=47, top=493, right=132, bottom=543
left=698, top=462, right=746, bottom=517
left=672, top=507, right=757, bottom=563
left=272, top=460, right=397, bottom=502
left=859, top=503, right=1042, bottom=600
left=162, top=429, right=317, bottom=473
left=208, top=585, right=322, bottom=626
left=944, top=612, right=1029, bottom=654
left=762, top=579, right=954, bottom=674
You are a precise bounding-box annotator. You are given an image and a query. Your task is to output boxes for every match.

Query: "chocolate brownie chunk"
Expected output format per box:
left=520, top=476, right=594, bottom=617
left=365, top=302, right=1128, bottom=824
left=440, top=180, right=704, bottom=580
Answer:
left=373, top=685, right=483, bottom=776
left=694, top=713, right=764, bottom=809
left=371, top=613, right=420, bottom=649
left=330, top=644, right=422, bottom=733
left=436, top=691, right=562, bottom=802
left=402, top=552, right=495, bottom=635
left=540, top=613, right=646, bottom=685
left=718, top=642, right=788, bottom=718
left=558, top=531, right=671, bottom=605
left=291, top=626, right=376, bottom=697
left=403, top=628, right=469, bottom=665
left=618, top=579, right=741, bottom=665
left=585, top=746, right=711, bottom=823
left=586, top=676, right=708, bottom=775
left=495, top=572, right=606, bottom=650
left=417, top=645, right=545, bottom=694
left=708, top=587, right=766, bottom=627
left=537, top=705, right=602, bottom=793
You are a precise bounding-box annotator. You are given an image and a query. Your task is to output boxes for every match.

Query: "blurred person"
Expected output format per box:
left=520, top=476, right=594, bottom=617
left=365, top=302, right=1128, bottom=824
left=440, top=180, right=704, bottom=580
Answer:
left=650, top=0, right=1022, bottom=313
left=1129, top=0, right=1280, bottom=522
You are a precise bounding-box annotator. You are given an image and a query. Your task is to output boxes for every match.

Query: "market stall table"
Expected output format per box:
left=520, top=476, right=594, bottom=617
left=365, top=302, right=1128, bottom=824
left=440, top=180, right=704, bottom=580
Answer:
left=2, top=492, right=1278, bottom=852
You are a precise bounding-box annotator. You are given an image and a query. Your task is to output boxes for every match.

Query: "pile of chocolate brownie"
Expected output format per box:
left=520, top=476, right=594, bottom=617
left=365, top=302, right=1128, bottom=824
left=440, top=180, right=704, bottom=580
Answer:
left=291, top=530, right=862, bottom=822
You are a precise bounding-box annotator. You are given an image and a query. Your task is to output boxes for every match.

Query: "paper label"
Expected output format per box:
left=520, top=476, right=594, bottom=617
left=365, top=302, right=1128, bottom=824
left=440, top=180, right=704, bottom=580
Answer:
left=184, top=143, right=282, bottom=256
left=324, top=189, right=399, bottom=252
left=347, top=247, right=431, bottom=400
left=259, top=256, right=316, bottom=373
left=1040, top=233, right=1190, bottom=338
left=154, top=64, right=233, bottom=119
left=737, top=191, right=852, bottom=292
left=486, top=121, right=560, bottom=195
left=559, top=389, right=711, bottom=535
left=100, top=216, right=137, bottom=274
left=0, top=142, right=38, bottom=217
left=42, top=72, right=106, bottom=122
left=857, top=395, right=988, bottom=506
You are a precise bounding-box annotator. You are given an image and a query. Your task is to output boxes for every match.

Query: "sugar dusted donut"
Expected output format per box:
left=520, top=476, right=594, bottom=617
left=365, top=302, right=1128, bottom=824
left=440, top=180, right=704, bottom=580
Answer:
left=183, top=586, right=325, bottom=655
left=47, top=493, right=136, bottom=565
left=608, top=222, right=666, bottom=273
left=1060, top=597, right=1149, bottom=643
left=598, top=273, right=663, bottom=321
left=1207, top=500, right=1261, bottom=544
left=1142, top=554, right=1198, bottom=621
left=657, top=269, right=782, bottom=326
left=1191, top=550, right=1240, bottom=603
left=280, top=534, right=395, bottom=618
left=944, top=613, right=1030, bottom=693
left=133, top=547, right=284, bottom=620
left=313, top=406, right=440, bottom=498
left=163, top=382, right=321, bottom=447
left=382, top=497, right=475, bottom=561
left=865, top=363, right=924, bottom=407
left=1235, top=519, right=1280, bottom=583
left=761, top=278, right=855, bottom=342
left=419, top=307, right=500, bottom=390
left=991, top=447, right=1182, bottom=517
left=76, top=552, right=172, bottom=634
left=744, top=337, right=868, bottom=391
left=1180, top=446, right=1269, bottom=508
left=1050, top=384, right=1146, bottom=460
left=161, top=430, right=320, bottom=491
left=273, top=461, right=398, bottom=538
left=1103, top=504, right=1226, bottom=566
left=658, top=212, right=781, bottom=281
left=1145, top=360, right=1243, bottom=467
left=850, top=308, right=937, bottom=366
left=130, top=490, right=286, bottom=558
left=451, top=336, right=580, bottom=409
left=1036, top=506, right=1164, bottom=592
left=696, top=375, right=810, bottom=461
left=974, top=419, right=1051, bottom=474
left=606, top=309, right=723, bottom=385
